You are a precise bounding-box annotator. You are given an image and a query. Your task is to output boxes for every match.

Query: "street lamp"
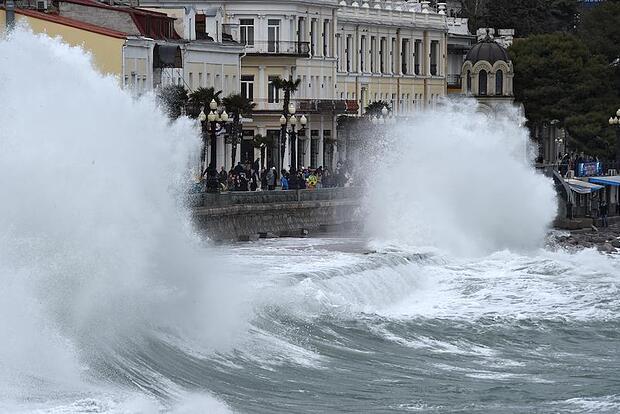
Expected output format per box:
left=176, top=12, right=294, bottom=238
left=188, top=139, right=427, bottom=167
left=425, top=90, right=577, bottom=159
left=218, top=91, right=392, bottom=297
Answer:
left=371, top=105, right=394, bottom=125
left=198, top=107, right=208, bottom=175
left=608, top=107, right=620, bottom=171
left=554, top=136, right=563, bottom=162
left=280, top=103, right=307, bottom=189
left=608, top=108, right=620, bottom=214
left=205, top=100, right=229, bottom=193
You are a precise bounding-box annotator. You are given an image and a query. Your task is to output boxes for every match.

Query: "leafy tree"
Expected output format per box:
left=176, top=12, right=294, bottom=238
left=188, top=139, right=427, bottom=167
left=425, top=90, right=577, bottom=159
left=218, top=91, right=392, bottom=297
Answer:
left=578, top=1, right=620, bottom=64
left=156, top=85, right=188, bottom=119
left=460, top=0, right=578, bottom=37
left=457, top=0, right=489, bottom=34
left=510, top=33, right=618, bottom=157
left=187, top=87, right=222, bottom=118
left=364, top=100, right=392, bottom=116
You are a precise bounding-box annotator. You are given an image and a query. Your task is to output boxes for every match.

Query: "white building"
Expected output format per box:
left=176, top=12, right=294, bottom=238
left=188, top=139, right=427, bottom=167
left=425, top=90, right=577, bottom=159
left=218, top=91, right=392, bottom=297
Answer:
left=336, top=0, right=448, bottom=115
left=139, top=0, right=450, bottom=171
left=446, top=16, right=475, bottom=94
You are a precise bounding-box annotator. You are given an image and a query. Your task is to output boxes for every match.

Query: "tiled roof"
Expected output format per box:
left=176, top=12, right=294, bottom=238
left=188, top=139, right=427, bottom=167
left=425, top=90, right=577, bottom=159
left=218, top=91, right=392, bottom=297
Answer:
left=5, top=7, right=128, bottom=39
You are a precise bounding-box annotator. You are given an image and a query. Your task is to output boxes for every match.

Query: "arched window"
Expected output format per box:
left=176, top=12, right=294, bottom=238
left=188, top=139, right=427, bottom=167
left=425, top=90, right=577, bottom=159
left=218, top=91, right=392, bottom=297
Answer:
left=466, top=70, right=471, bottom=93
left=495, top=70, right=503, bottom=95
left=479, top=70, right=487, bottom=96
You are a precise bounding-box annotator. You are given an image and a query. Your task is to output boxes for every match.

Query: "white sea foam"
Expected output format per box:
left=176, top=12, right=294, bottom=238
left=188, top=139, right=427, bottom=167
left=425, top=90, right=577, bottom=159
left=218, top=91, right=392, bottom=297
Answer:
left=559, top=395, right=620, bottom=413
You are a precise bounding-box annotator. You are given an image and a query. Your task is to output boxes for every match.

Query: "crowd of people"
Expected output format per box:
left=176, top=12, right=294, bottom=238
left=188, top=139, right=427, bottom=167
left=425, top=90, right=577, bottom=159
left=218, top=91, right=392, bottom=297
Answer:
left=556, top=152, right=603, bottom=177
left=192, top=160, right=353, bottom=192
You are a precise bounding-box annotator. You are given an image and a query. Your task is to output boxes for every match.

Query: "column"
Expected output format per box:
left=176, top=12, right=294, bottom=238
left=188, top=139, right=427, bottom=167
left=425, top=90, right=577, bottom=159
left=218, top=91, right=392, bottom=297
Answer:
left=331, top=116, right=338, bottom=171
left=306, top=17, right=311, bottom=43
left=258, top=65, right=266, bottom=110
left=330, top=12, right=337, bottom=58
left=217, top=134, right=226, bottom=170
left=304, top=119, right=312, bottom=167
left=388, top=37, right=394, bottom=75
left=225, top=141, right=232, bottom=171
left=318, top=117, right=325, bottom=168
left=424, top=31, right=430, bottom=76
left=408, top=37, right=414, bottom=75
left=257, top=15, right=266, bottom=53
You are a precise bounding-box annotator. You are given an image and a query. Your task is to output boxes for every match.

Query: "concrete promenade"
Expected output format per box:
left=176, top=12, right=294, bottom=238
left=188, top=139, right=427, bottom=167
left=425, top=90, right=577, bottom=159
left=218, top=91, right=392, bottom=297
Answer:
left=190, top=187, right=363, bottom=241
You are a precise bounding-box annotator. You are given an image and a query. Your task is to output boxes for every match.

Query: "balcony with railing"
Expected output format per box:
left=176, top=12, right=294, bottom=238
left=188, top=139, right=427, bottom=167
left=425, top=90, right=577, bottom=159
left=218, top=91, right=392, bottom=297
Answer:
left=244, top=41, right=310, bottom=57
left=250, top=98, right=357, bottom=114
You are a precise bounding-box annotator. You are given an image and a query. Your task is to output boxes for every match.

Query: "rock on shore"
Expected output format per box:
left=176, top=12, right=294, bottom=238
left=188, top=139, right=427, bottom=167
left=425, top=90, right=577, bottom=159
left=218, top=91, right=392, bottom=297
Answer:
left=550, top=223, right=620, bottom=253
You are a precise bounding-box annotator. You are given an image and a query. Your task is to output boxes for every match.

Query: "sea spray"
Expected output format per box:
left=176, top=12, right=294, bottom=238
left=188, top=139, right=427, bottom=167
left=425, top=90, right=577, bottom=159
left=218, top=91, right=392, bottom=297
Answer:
left=0, top=27, right=249, bottom=406
left=363, top=100, right=557, bottom=255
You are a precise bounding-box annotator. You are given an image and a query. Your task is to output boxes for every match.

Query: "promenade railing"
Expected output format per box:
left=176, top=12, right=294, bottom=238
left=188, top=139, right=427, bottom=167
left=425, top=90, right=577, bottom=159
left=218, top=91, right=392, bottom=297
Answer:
left=190, top=187, right=362, bottom=208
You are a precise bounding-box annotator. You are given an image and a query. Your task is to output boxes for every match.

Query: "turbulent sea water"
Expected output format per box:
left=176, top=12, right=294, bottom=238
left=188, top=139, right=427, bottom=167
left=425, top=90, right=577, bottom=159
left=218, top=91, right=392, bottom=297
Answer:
left=1, top=28, right=620, bottom=413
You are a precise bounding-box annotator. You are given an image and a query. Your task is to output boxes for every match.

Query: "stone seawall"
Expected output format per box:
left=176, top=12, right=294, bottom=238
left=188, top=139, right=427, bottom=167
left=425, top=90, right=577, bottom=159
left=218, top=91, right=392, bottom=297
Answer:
left=190, top=187, right=363, bottom=241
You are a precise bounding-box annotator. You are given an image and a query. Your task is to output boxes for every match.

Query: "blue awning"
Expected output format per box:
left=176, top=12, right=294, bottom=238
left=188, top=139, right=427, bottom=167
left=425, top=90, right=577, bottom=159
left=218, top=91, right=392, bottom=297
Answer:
left=589, top=176, right=620, bottom=187
left=565, top=179, right=604, bottom=194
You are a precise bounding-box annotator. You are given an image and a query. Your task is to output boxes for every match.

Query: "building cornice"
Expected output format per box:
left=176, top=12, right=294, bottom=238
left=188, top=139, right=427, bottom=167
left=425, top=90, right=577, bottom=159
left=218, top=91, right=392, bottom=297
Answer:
left=337, top=11, right=447, bottom=31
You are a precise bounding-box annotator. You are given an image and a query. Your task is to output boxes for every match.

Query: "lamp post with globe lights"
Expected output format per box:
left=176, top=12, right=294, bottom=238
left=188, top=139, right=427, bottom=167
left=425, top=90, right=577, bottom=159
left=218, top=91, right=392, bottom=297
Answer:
left=609, top=107, right=620, bottom=171
left=370, top=105, right=396, bottom=127
left=205, top=98, right=229, bottom=192
left=280, top=102, right=308, bottom=189
left=198, top=107, right=208, bottom=176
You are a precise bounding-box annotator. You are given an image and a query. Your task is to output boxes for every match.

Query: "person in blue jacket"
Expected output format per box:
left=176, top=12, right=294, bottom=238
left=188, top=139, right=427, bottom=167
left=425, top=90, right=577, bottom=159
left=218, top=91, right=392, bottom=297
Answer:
left=280, top=170, right=289, bottom=190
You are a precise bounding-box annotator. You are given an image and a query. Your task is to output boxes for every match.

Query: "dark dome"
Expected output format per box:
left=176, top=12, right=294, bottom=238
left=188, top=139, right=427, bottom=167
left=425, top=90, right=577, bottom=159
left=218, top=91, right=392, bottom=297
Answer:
left=465, top=37, right=510, bottom=65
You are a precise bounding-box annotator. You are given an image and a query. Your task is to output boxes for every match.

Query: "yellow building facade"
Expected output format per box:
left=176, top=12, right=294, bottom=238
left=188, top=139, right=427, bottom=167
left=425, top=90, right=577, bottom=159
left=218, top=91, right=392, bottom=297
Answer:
left=336, top=2, right=448, bottom=114
left=1, top=8, right=152, bottom=91
left=1, top=8, right=125, bottom=75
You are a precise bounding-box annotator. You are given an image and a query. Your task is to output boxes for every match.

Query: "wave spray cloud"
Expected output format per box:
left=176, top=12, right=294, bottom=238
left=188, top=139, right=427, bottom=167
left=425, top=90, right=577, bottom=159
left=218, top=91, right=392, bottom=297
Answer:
left=364, top=101, right=558, bottom=255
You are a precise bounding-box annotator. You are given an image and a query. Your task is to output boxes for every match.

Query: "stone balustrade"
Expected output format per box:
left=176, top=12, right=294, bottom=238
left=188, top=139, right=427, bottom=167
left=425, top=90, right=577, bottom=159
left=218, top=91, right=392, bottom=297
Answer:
left=191, top=187, right=363, bottom=241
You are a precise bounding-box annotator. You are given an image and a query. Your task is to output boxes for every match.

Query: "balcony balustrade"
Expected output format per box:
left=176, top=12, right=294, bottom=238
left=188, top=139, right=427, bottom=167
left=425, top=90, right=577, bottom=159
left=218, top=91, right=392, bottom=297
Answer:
left=244, top=41, right=311, bottom=57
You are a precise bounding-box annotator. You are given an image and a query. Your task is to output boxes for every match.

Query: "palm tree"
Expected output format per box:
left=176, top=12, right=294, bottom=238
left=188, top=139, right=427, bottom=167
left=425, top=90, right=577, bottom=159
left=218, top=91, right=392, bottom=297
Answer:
left=222, top=93, right=256, bottom=167
left=271, top=76, right=302, bottom=171
left=156, top=85, right=188, bottom=119
left=272, top=76, right=302, bottom=115
left=187, top=87, right=222, bottom=118
left=364, top=100, right=392, bottom=116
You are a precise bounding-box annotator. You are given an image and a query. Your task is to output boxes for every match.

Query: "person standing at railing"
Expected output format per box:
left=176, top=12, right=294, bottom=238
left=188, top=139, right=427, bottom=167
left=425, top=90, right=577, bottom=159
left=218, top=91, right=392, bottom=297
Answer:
left=260, top=168, right=268, bottom=190
left=266, top=167, right=276, bottom=191
left=239, top=173, right=249, bottom=191
left=250, top=170, right=259, bottom=191
left=600, top=200, right=609, bottom=227
left=280, top=170, right=289, bottom=190
left=218, top=167, right=228, bottom=190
